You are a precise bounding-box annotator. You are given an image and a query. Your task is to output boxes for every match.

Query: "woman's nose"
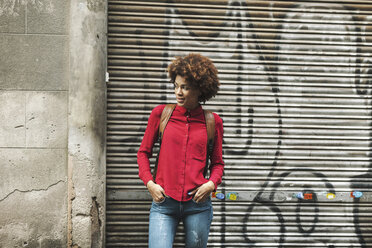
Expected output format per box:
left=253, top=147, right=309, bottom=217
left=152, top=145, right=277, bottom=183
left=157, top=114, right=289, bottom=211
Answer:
left=176, top=87, right=182, bottom=95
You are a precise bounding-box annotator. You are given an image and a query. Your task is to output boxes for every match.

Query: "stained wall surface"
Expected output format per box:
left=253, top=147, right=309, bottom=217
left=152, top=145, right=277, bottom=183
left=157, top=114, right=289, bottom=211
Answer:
left=0, top=0, right=69, bottom=247
left=106, top=0, right=372, bottom=247
left=0, top=0, right=107, bottom=247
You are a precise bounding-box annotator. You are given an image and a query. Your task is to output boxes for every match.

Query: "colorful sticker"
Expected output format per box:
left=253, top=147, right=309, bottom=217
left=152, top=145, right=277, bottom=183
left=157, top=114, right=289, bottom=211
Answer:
left=295, top=192, right=304, bottom=199
left=216, top=193, right=225, bottom=200
left=304, top=193, right=313, bottom=200
left=351, top=191, right=363, bottom=198
left=226, top=192, right=238, bottom=201
left=213, top=192, right=238, bottom=200
left=326, top=193, right=336, bottom=200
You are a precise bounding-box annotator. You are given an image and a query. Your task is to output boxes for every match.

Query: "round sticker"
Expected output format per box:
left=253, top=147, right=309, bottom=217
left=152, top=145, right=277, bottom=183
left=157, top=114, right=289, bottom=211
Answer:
left=352, top=191, right=363, bottom=198
left=216, top=193, right=225, bottom=200
left=326, top=193, right=336, bottom=199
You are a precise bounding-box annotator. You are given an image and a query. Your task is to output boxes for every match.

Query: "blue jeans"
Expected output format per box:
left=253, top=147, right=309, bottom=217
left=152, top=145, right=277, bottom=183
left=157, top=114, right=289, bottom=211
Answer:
left=148, top=197, right=213, bottom=248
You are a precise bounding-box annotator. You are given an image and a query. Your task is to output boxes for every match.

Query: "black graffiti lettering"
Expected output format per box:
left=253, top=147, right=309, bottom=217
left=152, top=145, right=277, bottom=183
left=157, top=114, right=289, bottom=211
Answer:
left=296, top=190, right=319, bottom=236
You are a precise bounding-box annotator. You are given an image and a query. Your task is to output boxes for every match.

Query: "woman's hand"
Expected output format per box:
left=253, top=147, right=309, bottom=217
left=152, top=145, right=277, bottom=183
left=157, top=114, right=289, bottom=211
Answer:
left=147, top=180, right=167, bottom=202
left=188, top=181, right=215, bottom=203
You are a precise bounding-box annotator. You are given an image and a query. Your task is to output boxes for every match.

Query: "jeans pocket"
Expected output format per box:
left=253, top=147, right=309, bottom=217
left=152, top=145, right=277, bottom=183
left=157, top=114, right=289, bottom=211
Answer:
left=154, top=197, right=166, bottom=204
left=192, top=196, right=210, bottom=205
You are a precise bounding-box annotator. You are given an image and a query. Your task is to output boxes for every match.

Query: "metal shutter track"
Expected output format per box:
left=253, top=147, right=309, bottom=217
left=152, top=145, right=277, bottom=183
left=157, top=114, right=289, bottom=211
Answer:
left=107, top=1, right=372, bottom=247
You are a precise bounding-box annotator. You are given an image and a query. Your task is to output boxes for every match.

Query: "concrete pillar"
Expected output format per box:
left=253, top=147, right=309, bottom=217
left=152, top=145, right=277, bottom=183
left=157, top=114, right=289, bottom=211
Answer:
left=68, top=0, right=107, bottom=247
left=0, top=0, right=70, bottom=247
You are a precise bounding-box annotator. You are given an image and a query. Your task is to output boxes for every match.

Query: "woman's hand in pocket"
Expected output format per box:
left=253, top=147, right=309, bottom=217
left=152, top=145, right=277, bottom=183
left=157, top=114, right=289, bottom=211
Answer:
left=147, top=180, right=167, bottom=202
left=189, top=181, right=215, bottom=203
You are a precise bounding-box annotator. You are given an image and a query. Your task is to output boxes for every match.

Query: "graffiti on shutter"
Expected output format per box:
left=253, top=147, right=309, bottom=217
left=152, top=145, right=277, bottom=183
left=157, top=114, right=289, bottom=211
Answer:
left=107, top=1, right=372, bottom=247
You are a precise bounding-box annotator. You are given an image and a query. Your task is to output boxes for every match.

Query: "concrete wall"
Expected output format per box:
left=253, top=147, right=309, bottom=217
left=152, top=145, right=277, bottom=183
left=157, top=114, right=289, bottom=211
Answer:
left=68, top=0, right=107, bottom=247
left=0, top=0, right=106, bottom=247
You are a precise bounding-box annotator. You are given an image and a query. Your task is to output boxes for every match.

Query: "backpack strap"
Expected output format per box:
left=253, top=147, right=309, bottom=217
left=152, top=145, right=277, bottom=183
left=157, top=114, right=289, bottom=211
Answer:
left=159, top=104, right=177, bottom=140
left=203, top=110, right=215, bottom=177
left=153, top=104, right=176, bottom=181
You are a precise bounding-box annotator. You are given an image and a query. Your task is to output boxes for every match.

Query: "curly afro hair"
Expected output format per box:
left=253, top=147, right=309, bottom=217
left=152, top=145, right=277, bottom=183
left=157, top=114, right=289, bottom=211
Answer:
left=167, top=53, right=220, bottom=103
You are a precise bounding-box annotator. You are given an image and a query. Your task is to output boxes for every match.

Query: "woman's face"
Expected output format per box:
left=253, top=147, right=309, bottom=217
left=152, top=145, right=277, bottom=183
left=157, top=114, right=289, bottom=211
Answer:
left=174, top=75, right=200, bottom=110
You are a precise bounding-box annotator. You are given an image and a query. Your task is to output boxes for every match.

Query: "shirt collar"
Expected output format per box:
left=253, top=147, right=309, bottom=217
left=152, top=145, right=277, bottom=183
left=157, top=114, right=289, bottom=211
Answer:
left=174, top=104, right=203, bottom=117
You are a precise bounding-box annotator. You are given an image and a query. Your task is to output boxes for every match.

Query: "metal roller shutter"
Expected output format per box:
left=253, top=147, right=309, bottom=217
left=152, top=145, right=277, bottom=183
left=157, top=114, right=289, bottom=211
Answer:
left=106, top=1, right=372, bottom=247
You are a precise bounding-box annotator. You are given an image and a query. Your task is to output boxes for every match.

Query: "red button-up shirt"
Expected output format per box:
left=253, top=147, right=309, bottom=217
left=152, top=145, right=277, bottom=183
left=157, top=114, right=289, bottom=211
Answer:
left=137, top=104, right=224, bottom=201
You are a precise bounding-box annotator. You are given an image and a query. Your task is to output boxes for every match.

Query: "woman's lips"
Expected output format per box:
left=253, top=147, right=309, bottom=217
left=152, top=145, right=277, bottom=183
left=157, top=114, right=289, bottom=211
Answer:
left=177, top=98, right=185, bottom=103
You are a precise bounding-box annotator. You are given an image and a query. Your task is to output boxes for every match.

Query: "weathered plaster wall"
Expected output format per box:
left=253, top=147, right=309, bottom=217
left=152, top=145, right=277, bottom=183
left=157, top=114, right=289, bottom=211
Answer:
left=0, top=0, right=107, bottom=247
left=68, top=0, right=107, bottom=247
left=0, top=0, right=70, bottom=247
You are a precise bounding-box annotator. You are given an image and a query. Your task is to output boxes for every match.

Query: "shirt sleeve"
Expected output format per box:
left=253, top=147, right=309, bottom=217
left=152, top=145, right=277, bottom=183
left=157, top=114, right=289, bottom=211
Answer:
left=208, top=113, right=225, bottom=190
left=137, top=105, right=165, bottom=186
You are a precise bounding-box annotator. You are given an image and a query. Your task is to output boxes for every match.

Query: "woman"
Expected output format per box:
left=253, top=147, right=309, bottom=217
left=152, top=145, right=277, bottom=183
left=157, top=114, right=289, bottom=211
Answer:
left=137, top=53, right=224, bottom=248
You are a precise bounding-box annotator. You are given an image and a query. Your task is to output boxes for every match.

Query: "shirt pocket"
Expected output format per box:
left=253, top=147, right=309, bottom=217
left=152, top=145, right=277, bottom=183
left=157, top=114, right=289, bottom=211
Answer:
left=189, top=123, right=207, bottom=163
left=191, top=141, right=206, bottom=163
